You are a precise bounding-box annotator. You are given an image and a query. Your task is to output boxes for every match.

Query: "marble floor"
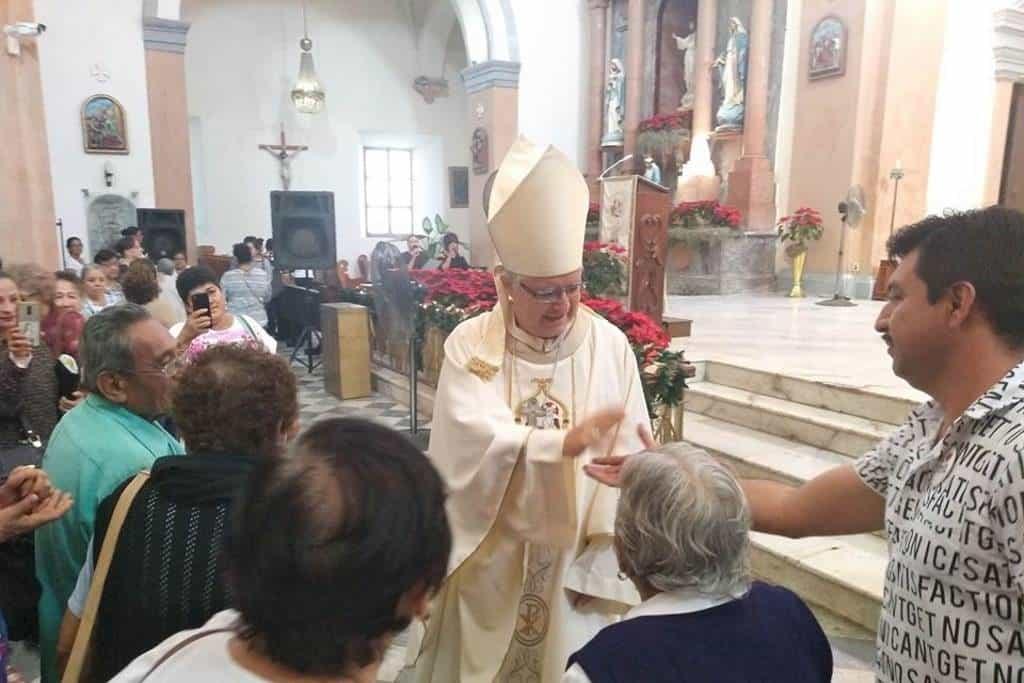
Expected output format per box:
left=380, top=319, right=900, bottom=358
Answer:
left=664, top=293, right=927, bottom=403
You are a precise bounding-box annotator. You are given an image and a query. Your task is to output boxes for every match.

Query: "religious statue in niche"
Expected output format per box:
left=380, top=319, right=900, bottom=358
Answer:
left=602, top=58, right=626, bottom=146
left=471, top=127, right=489, bottom=175
left=643, top=155, right=662, bottom=185
left=712, top=17, right=748, bottom=130
left=808, top=16, right=846, bottom=80
left=672, top=24, right=697, bottom=112
left=82, top=95, right=128, bottom=154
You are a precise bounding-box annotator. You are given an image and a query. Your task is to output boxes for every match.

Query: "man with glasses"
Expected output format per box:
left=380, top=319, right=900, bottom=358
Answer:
left=35, top=304, right=184, bottom=683
left=412, top=138, right=650, bottom=683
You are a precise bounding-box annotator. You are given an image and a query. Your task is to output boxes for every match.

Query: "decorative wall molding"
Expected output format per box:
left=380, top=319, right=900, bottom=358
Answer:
left=143, top=17, right=190, bottom=54
left=461, top=60, right=521, bottom=93
left=994, top=6, right=1024, bottom=81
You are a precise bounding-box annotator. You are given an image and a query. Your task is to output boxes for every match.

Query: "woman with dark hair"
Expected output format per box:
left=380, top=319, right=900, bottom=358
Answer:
left=64, top=237, right=87, bottom=275
left=121, top=259, right=184, bottom=329
left=221, top=243, right=271, bottom=328
left=169, top=266, right=276, bottom=363
left=110, top=418, right=452, bottom=682
left=437, top=232, right=469, bottom=271
left=57, top=345, right=300, bottom=681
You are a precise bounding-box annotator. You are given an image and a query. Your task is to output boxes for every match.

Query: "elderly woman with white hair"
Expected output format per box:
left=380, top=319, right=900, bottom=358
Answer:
left=565, top=443, right=832, bottom=682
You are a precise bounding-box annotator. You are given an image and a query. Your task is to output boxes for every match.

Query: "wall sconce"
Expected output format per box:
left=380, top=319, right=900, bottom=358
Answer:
left=103, top=161, right=114, bottom=188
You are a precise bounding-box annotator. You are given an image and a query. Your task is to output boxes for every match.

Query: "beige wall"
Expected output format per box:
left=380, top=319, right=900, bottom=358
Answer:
left=145, top=48, right=197, bottom=260
left=0, top=0, right=58, bottom=269
left=785, top=0, right=866, bottom=273
left=468, top=86, right=519, bottom=268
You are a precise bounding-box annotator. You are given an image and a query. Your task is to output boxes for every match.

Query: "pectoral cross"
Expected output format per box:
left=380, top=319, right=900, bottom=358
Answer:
left=259, top=125, right=308, bottom=190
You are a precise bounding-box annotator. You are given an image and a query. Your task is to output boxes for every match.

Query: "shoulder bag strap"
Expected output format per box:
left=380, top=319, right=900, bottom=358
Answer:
left=61, top=471, right=151, bottom=683
left=139, top=627, right=234, bottom=681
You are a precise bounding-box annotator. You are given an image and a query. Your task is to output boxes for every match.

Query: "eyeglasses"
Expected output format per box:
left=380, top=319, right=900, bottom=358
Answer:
left=123, top=358, right=178, bottom=377
left=518, top=281, right=583, bottom=304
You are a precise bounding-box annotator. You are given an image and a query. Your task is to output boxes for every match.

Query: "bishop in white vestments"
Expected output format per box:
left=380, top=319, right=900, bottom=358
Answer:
left=412, top=138, right=649, bottom=682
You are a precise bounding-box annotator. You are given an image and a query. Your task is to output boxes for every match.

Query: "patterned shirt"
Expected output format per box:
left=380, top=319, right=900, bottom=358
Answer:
left=854, top=361, right=1024, bottom=683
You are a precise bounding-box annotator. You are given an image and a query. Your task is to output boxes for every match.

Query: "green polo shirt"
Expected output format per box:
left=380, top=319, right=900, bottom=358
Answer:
left=35, top=394, right=184, bottom=683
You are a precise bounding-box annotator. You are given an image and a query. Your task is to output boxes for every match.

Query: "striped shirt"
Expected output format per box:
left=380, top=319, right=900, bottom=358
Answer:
left=220, top=267, right=270, bottom=327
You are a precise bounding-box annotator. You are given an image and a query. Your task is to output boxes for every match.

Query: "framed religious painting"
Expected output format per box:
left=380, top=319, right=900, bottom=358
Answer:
left=449, top=166, right=470, bottom=208
left=808, top=16, right=846, bottom=81
left=81, top=94, right=129, bottom=154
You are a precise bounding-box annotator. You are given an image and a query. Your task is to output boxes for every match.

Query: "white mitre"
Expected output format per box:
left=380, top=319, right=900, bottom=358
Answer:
left=465, top=137, right=590, bottom=381
left=487, top=136, right=589, bottom=277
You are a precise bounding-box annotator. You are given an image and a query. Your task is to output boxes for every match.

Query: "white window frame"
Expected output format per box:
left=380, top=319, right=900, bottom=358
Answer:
left=363, top=147, right=414, bottom=237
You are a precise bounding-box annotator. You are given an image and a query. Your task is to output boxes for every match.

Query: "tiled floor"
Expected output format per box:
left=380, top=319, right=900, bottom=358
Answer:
left=290, top=355, right=416, bottom=431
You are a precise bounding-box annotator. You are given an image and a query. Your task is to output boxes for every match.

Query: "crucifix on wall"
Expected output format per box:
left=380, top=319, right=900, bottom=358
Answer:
left=259, top=125, right=308, bottom=190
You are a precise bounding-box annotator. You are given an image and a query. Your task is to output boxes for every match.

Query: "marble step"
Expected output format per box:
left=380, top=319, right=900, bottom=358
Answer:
left=698, top=360, right=918, bottom=427
left=750, top=531, right=886, bottom=633
left=684, top=381, right=894, bottom=458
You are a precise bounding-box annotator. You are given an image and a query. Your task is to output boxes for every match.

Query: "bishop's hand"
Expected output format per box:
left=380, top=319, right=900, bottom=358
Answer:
left=562, top=407, right=626, bottom=459
left=583, top=424, right=657, bottom=487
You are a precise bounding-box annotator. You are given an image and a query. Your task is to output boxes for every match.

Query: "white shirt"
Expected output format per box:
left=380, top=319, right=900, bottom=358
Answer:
left=109, top=610, right=263, bottom=682
left=561, top=589, right=739, bottom=682
left=853, top=361, right=1024, bottom=683
left=169, top=314, right=277, bottom=362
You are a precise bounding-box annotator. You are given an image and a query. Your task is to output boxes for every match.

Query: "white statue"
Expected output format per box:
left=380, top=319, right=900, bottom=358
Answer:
left=603, top=58, right=625, bottom=144
left=712, top=17, right=749, bottom=128
left=672, top=24, right=697, bottom=111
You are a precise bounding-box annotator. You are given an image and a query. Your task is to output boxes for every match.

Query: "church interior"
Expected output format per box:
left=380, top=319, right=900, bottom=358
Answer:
left=2, top=0, right=1024, bottom=681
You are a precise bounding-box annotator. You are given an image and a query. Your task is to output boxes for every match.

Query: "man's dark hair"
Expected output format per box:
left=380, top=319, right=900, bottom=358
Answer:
left=66, top=237, right=82, bottom=250
left=232, top=242, right=253, bottom=264
left=888, top=206, right=1024, bottom=348
left=173, top=345, right=298, bottom=459
left=114, top=237, right=136, bottom=257
left=175, top=265, right=220, bottom=304
left=243, top=235, right=258, bottom=245
left=94, top=248, right=118, bottom=265
left=121, top=226, right=140, bottom=237
left=225, top=418, right=451, bottom=676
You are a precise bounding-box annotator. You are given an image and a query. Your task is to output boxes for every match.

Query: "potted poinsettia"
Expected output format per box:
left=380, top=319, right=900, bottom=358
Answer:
left=776, top=206, right=824, bottom=297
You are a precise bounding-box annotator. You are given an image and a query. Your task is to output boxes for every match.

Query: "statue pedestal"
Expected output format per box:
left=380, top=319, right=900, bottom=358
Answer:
left=726, top=155, right=776, bottom=233
left=667, top=232, right=776, bottom=295
left=710, top=130, right=743, bottom=201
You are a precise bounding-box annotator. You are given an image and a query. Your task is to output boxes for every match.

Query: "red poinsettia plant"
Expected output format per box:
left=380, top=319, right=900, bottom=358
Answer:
left=638, top=111, right=693, bottom=132
left=777, top=206, right=824, bottom=253
left=670, top=200, right=742, bottom=229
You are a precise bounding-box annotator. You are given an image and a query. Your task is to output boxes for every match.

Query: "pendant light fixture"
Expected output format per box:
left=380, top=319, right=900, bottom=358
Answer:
left=291, top=0, right=325, bottom=114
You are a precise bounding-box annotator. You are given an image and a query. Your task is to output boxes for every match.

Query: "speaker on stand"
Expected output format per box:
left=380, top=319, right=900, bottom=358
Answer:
left=137, top=209, right=187, bottom=261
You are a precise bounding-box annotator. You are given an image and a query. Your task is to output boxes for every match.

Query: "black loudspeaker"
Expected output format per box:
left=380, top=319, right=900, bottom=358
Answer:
left=137, top=209, right=186, bottom=260
left=270, top=191, right=337, bottom=270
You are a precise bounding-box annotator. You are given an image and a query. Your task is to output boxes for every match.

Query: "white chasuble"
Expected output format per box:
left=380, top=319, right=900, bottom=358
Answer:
left=412, top=308, right=647, bottom=683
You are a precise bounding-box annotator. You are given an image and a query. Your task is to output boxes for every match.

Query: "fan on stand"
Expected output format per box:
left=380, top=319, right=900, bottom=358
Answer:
left=370, top=241, right=430, bottom=450
left=817, top=185, right=866, bottom=307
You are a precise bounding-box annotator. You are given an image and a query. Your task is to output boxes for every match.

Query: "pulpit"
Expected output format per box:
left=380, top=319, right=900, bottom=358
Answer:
left=599, top=175, right=672, bottom=324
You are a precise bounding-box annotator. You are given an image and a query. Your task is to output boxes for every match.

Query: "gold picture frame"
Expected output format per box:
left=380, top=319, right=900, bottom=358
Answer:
left=82, top=94, right=129, bottom=154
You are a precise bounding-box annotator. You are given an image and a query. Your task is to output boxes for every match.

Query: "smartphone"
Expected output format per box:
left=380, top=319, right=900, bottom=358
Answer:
left=17, top=301, right=40, bottom=347
left=191, top=292, right=212, bottom=320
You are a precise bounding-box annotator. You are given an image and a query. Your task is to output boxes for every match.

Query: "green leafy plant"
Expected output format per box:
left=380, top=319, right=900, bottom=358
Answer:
left=582, top=241, right=628, bottom=297
left=419, top=214, right=451, bottom=261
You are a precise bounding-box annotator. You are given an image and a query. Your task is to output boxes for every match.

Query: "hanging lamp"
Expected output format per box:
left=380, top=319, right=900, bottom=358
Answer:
left=291, top=0, right=325, bottom=114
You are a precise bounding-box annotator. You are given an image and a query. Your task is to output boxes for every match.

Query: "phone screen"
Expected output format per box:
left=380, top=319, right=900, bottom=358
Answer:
left=191, top=292, right=212, bottom=320
left=17, top=302, right=40, bottom=346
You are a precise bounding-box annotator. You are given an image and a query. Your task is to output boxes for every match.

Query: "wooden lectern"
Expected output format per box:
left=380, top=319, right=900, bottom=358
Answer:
left=320, top=303, right=372, bottom=400
left=599, top=175, right=672, bottom=324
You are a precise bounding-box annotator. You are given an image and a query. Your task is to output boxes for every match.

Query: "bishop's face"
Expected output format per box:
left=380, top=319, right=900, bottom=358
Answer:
left=508, top=269, right=583, bottom=340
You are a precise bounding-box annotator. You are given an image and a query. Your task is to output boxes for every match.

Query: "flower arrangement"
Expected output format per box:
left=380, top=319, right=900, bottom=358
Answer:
left=403, top=268, right=687, bottom=409
left=776, top=206, right=824, bottom=255
left=582, top=241, right=628, bottom=297
left=670, top=200, right=742, bottom=229
left=638, top=111, right=693, bottom=132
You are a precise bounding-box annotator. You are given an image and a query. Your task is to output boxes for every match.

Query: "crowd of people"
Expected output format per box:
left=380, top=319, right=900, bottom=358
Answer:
left=0, top=139, right=1022, bottom=683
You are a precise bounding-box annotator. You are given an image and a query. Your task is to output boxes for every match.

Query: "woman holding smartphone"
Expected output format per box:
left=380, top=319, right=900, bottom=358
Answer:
left=0, top=270, right=61, bottom=448
left=169, top=266, right=277, bottom=364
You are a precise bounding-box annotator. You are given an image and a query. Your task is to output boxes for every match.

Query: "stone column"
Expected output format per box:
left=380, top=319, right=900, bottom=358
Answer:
left=587, top=0, right=610, bottom=181
left=622, top=0, right=645, bottom=167
left=725, top=0, right=775, bottom=231
left=0, top=0, right=58, bottom=267
left=691, top=0, right=718, bottom=141
left=142, top=17, right=198, bottom=258
left=461, top=61, right=521, bottom=268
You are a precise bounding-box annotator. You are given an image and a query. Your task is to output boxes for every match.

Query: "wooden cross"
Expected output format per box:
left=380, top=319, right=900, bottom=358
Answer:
left=259, top=125, right=308, bottom=190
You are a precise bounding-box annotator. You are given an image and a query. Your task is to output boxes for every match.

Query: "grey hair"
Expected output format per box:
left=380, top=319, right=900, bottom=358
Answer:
left=80, top=264, right=104, bottom=280
left=80, top=303, right=152, bottom=392
left=616, top=442, right=751, bottom=596
left=156, top=258, right=175, bottom=276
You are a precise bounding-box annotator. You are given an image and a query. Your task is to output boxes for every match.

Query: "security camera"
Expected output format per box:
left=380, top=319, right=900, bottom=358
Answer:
left=4, top=22, right=45, bottom=56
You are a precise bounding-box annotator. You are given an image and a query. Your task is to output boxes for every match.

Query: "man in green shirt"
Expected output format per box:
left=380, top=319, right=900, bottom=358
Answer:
left=35, top=304, right=184, bottom=682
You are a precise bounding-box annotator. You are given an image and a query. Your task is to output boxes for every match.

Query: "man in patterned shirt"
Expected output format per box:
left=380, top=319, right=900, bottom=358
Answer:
left=589, top=206, right=1024, bottom=683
